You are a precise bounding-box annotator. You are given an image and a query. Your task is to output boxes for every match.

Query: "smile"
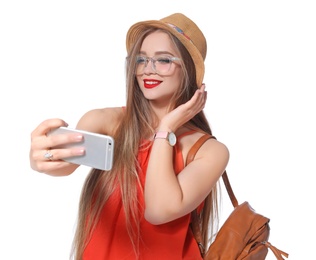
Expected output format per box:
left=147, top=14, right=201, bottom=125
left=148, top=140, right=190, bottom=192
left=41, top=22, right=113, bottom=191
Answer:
left=144, top=79, right=162, bottom=89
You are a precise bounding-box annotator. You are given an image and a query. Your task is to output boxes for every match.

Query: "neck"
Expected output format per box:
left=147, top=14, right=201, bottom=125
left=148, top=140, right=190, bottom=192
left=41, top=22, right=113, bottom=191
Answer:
left=149, top=101, right=174, bottom=121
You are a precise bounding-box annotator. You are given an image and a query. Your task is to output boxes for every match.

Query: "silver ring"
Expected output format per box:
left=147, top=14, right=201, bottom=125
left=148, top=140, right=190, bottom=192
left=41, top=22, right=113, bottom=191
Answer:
left=44, top=150, right=53, bottom=161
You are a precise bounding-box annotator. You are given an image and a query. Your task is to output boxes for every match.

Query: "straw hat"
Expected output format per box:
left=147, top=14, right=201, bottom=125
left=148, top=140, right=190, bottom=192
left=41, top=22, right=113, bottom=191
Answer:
left=126, top=13, right=207, bottom=87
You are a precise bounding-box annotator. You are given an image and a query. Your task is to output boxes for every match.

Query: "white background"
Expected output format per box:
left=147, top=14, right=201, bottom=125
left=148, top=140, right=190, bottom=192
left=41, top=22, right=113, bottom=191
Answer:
left=1, top=1, right=315, bottom=259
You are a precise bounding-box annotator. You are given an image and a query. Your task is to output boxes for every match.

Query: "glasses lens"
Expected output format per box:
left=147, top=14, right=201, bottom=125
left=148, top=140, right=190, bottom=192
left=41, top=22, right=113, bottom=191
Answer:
left=154, top=56, right=172, bottom=74
left=135, top=55, right=179, bottom=75
left=136, top=56, right=147, bottom=72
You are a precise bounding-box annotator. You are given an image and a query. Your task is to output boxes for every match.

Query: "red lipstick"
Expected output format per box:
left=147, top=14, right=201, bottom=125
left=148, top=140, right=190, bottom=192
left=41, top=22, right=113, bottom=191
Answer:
left=143, top=79, right=162, bottom=89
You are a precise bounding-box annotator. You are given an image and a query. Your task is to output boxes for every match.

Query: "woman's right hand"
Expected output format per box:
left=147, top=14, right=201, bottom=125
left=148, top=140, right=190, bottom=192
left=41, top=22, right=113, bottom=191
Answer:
left=29, top=118, right=85, bottom=176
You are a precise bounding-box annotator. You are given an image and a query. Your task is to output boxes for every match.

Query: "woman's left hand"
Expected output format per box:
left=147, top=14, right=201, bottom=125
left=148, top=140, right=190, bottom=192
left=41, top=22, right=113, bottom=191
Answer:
left=160, top=83, right=207, bottom=131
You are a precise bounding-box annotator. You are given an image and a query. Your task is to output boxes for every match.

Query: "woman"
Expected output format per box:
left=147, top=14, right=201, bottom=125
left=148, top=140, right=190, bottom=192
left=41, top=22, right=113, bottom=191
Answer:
left=29, top=13, right=229, bottom=260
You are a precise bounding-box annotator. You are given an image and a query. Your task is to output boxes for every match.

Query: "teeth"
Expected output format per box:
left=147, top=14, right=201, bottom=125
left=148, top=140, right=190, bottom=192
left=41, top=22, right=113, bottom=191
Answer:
left=145, top=81, right=159, bottom=85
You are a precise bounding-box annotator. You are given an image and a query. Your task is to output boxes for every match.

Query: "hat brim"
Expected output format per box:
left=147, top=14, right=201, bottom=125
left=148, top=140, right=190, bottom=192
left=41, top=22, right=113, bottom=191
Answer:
left=126, top=20, right=205, bottom=87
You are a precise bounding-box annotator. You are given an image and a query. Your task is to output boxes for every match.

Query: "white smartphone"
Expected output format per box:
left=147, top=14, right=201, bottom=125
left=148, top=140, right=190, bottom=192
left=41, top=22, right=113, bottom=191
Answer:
left=48, top=127, right=114, bottom=171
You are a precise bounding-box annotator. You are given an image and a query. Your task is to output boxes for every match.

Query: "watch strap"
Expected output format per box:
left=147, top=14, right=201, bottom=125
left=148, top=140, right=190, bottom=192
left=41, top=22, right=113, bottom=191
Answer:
left=154, top=131, right=169, bottom=139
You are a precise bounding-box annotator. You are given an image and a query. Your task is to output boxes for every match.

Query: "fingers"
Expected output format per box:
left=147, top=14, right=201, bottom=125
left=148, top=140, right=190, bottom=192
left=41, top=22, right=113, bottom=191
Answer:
left=189, top=83, right=207, bottom=111
left=31, top=118, right=68, bottom=139
left=199, top=83, right=206, bottom=92
left=30, top=139, right=84, bottom=174
left=30, top=153, right=77, bottom=176
left=31, top=133, right=84, bottom=163
left=40, top=146, right=85, bottom=162
left=43, top=149, right=54, bottom=161
left=29, top=118, right=84, bottom=173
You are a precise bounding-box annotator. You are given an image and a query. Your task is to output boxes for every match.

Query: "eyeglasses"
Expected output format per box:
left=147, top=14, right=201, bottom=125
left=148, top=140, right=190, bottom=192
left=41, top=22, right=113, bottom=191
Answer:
left=135, top=55, right=181, bottom=75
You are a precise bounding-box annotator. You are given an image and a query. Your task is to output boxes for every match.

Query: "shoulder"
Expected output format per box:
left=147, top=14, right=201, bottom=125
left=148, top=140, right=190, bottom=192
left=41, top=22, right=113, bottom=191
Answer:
left=181, top=132, right=229, bottom=172
left=199, top=136, right=229, bottom=163
left=76, top=107, right=125, bottom=135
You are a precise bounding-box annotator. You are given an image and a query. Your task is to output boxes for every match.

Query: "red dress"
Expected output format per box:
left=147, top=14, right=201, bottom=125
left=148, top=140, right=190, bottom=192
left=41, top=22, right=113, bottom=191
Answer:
left=83, top=132, right=202, bottom=259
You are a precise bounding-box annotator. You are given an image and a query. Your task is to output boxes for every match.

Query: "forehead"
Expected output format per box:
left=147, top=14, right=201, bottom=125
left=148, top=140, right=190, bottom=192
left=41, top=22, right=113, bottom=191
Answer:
left=140, top=31, right=178, bottom=56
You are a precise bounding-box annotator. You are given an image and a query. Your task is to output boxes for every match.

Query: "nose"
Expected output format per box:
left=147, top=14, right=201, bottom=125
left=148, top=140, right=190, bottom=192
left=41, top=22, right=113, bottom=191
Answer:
left=143, top=58, right=156, bottom=74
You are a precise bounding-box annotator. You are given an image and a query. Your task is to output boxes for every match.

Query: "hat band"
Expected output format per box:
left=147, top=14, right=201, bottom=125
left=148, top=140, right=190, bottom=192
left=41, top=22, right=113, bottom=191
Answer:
left=167, top=23, right=192, bottom=43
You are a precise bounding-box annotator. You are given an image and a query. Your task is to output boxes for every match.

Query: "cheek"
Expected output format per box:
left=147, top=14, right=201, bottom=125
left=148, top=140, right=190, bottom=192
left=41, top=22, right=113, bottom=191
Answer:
left=136, top=76, right=143, bottom=87
left=170, top=69, right=183, bottom=88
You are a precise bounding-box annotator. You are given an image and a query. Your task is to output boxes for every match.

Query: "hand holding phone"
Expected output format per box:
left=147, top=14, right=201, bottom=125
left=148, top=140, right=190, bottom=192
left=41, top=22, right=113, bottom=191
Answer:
left=48, top=127, right=114, bottom=171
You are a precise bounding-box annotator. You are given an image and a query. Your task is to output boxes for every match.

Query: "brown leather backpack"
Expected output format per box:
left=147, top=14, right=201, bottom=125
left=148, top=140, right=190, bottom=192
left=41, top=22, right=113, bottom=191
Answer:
left=187, top=134, right=289, bottom=260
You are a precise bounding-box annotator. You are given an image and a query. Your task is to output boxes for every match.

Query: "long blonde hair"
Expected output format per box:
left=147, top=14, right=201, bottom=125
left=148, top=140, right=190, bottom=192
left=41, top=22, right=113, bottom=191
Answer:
left=71, top=27, right=220, bottom=259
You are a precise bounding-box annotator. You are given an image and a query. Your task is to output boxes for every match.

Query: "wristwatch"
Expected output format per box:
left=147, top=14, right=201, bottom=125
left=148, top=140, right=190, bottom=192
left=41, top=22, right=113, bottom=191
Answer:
left=154, top=131, right=177, bottom=146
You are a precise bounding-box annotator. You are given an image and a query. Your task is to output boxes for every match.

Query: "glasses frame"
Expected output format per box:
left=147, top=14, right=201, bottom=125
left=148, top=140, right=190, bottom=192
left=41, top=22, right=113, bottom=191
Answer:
left=135, top=55, right=181, bottom=75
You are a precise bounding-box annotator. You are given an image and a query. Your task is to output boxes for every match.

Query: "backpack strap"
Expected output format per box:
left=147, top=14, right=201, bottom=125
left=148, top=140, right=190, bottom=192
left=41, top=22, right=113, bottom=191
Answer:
left=187, top=134, right=238, bottom=257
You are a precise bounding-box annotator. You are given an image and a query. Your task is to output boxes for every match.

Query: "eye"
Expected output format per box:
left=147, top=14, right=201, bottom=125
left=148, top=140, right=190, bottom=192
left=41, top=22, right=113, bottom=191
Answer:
left=136, top=56, right=147, bottom=64
left=156, top=56, right=172, bottom=64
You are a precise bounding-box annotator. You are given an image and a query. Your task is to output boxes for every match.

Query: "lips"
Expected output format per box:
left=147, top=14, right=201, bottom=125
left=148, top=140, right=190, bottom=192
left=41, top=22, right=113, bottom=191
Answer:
left=143, top=79, right=162, bottom=89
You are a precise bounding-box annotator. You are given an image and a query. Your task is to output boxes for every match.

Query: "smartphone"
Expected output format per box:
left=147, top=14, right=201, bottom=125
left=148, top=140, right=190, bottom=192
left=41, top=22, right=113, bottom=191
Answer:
left=48, top=127, right=114, bottom=171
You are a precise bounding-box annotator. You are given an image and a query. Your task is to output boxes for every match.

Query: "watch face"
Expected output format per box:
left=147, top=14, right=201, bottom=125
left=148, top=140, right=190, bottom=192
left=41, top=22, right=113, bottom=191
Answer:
left=168, top=132, right=177, bottom=146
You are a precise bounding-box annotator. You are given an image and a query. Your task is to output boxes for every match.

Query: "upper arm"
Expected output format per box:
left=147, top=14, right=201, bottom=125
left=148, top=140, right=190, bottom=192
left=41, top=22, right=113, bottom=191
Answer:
left=76, top=107, right=123, bottom=135
left=178, top=138, right=229, bottom=213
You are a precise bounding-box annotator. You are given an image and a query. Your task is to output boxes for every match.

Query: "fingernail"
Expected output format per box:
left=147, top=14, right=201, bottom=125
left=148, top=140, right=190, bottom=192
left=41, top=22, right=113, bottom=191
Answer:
left=74, top=148, right=85, bottom=155
left=74, top=134, right=83, bottom=141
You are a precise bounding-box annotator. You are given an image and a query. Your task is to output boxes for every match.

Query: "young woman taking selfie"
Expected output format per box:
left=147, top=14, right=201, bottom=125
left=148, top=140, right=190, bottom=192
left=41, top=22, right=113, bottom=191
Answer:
left=29, top=13, right=229, bottom=260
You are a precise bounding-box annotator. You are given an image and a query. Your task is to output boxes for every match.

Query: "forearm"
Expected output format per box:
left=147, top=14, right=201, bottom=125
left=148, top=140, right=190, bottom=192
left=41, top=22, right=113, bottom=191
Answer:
left=144, top=87, right=208, bottom=223
left=144, top=138, right=183, bottom=224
